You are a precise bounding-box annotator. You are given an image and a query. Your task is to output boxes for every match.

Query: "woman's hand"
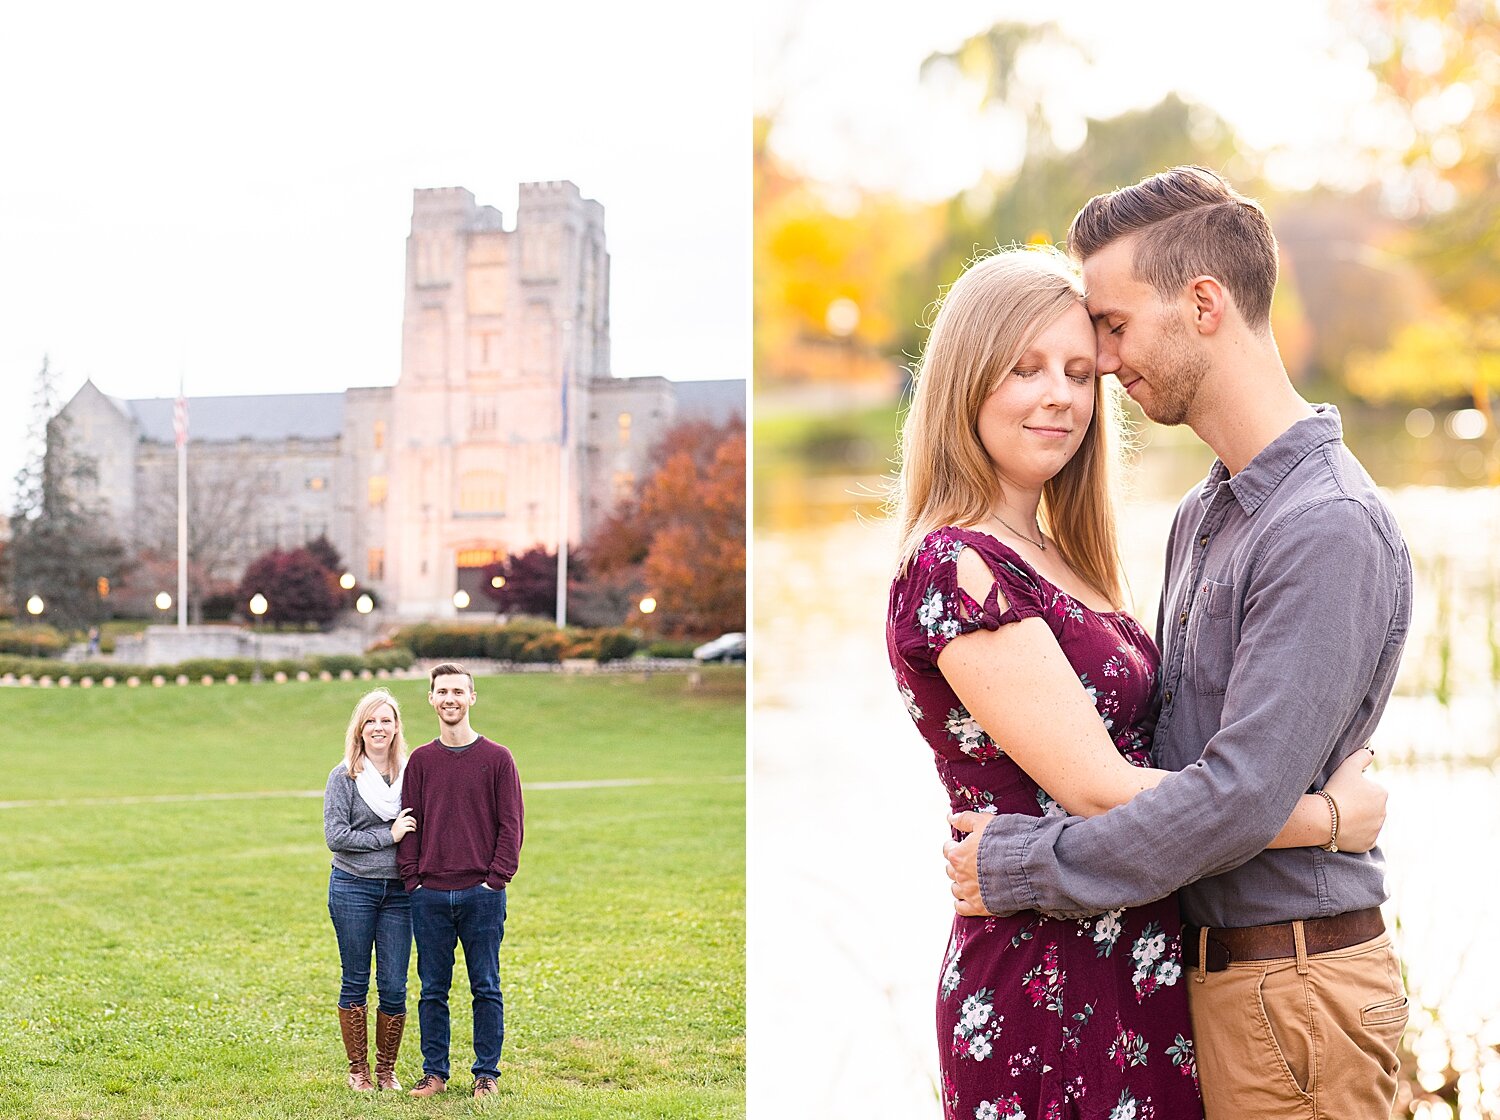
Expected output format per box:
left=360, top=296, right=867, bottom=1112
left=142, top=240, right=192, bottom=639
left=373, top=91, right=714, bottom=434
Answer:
left=1324, top=747, right=1386, bottom=853
left=391, top=807, right=417, bottom=843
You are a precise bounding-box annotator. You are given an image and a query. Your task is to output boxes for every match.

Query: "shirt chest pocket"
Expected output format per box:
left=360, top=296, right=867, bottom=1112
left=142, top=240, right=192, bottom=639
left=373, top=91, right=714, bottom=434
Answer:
left=1185, top=578, right=1236, bottom=697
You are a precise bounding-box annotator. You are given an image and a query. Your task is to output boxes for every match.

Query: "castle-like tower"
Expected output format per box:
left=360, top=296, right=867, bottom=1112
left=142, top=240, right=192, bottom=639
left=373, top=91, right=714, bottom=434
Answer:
left=384, top=183, right=610, bottom=615
left=56, top=182, right=742, bottom=621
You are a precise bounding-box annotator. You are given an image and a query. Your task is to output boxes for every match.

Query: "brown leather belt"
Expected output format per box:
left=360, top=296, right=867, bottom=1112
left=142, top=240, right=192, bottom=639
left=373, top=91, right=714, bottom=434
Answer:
left=1182, top=907, right=1385, bottom=972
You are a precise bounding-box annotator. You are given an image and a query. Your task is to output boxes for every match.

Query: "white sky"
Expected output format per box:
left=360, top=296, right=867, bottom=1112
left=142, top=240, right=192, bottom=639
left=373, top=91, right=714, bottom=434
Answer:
left=0, top=0, right=749, bottom=512
left=757, top=0, right=1398, bottom=200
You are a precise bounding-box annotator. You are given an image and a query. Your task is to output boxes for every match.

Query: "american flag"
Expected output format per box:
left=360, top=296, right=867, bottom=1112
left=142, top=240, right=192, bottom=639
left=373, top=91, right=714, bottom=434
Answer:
left=173, top=391, right=188, bottom=449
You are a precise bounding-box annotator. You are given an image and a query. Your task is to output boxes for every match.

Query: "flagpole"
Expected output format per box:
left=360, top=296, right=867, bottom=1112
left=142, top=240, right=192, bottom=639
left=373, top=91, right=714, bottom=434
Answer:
left=175, top=379, right=188, bottom=630
left=555, top=321, right=572, bottom=629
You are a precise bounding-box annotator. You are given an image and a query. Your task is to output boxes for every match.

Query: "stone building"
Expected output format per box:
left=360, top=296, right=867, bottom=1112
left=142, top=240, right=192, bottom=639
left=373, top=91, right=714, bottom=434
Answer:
left=59, top=182, right=743, bottom=618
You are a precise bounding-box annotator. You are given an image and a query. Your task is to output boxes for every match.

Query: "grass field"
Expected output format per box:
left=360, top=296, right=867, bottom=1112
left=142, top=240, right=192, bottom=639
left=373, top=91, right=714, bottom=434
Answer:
left=0, top=669, right=745, bottom=1119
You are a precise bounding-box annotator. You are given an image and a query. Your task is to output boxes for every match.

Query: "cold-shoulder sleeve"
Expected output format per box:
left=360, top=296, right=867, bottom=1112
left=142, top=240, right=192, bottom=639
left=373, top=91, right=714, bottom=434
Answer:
left=890, top=527, right=1047, bottom=670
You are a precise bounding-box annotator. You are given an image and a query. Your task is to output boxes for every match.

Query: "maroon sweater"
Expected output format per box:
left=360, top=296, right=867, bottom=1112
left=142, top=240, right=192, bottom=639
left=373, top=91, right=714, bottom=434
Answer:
left=396, top=736, right=524, bottom=892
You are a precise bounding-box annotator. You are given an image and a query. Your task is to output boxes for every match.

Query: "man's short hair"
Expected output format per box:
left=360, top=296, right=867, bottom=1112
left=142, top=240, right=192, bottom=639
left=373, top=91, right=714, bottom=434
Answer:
left=428, top=662, right=474, bottom=691
left=1068, top=166, right=1278, bottom=329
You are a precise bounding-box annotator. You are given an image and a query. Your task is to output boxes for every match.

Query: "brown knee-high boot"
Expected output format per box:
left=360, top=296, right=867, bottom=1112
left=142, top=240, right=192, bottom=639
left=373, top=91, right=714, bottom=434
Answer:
left=374, top=1010, right=406, bottom=1091
left=337, top=1004, right=374, bottom=1091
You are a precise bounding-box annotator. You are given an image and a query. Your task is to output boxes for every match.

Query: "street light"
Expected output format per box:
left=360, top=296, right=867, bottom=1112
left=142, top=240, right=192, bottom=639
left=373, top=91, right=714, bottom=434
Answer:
left=639, top=596, right=657, bottom=615
left=25, top=595, right=43, bottom=660
left=453, top=590, right=471, bottom=611
left=490, top=575, right=506, bottom=589
left=339, top=571, right=356, bottom=591
left=155, top=591, right=172, bottom=613
left=249, top=593, right=268, bottom=683
left=355, top=593, right=375, bottom=651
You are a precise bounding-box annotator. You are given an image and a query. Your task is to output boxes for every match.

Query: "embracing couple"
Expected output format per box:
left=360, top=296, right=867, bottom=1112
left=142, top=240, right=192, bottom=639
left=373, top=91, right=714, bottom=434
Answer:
left=321, top=663, right=525, bottom=1100
left=887, top=168, right=1411, bottom=1120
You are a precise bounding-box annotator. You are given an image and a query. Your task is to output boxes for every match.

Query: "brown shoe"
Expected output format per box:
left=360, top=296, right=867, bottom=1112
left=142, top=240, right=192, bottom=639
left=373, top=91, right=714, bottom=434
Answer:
left=409, top=1073, right=447, bottom=1097
left=473, top=1076, right=499, bottom=1098
left=336, top=1005, right=374, bottom=1091
left=374, top=1010, right=406, bottom=1091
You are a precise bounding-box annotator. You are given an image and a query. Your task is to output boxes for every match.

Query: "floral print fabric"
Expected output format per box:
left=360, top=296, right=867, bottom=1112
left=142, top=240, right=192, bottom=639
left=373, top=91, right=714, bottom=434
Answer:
left=888, top=527, right=1203, bottom=1120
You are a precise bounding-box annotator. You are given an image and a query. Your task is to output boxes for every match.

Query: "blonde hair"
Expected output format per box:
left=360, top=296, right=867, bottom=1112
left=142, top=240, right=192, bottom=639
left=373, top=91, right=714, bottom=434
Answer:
left=342, top=688, right=409, bottom=781
left=892, top=245, right=1125, bottom=605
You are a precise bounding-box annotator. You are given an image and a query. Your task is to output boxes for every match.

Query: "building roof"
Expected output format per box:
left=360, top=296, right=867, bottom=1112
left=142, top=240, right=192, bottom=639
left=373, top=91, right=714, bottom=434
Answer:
left=125, top=393, right=347, bottom=443
left=672, top=379, right=745, bottom=423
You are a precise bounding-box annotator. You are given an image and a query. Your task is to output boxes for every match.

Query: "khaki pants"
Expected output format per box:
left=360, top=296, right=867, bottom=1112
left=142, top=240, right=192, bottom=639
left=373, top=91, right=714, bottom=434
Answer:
left=1187, top=932, right=1407, bottom=1120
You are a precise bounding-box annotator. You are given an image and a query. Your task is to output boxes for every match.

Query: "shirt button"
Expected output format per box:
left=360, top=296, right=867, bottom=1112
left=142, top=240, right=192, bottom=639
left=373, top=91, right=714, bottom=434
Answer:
left=1164, top=690, right=1174, bottom=705
left=1198, top=534, right=1209, bottom=546
left=1179, top=610, right=1189, bottom=626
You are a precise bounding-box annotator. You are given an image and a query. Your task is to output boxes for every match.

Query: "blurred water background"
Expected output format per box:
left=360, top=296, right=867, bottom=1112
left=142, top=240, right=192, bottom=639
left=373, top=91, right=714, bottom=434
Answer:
left=752, top=4, right=1500, bottom=1117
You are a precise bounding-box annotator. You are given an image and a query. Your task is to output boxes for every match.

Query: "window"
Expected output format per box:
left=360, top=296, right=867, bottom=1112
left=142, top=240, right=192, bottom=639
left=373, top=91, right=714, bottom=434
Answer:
left=368, top=475, right=388, bottom=508
left=612, top=471, right=635, bottom=501
left=307, top=477, right=326, bottom=492
left=367, top=548, right=385, bottom=581
left=456, top=549, right=501, bottom=568
left=458, top=470, right=504, bottom=514
left=618, top=412, right=632, bottom=447
left=373, top=420, right=385, bottom=450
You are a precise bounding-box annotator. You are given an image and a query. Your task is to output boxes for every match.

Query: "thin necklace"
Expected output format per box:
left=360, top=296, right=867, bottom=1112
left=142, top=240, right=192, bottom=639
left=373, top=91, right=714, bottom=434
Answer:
left=994, top=512, right=1046, bottom=551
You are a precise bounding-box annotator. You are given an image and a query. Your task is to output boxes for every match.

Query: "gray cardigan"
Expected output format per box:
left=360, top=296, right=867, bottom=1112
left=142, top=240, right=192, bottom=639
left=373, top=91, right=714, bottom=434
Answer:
left=323, top=763, right=400, bottom=880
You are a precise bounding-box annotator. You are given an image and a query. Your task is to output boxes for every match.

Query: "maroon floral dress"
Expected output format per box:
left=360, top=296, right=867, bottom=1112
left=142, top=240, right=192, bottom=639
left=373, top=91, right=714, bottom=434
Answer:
left=887, top=527, right=1203, bottom=1120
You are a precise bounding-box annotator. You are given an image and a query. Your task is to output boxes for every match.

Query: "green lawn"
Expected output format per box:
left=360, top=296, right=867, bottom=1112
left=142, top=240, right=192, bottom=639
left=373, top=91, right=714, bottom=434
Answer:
left=0, top=670, right=745, bottom=1119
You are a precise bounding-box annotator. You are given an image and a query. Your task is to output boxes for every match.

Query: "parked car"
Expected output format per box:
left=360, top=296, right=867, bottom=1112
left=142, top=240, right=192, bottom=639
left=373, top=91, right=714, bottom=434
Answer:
left=693, top=632, right=746, bottom=663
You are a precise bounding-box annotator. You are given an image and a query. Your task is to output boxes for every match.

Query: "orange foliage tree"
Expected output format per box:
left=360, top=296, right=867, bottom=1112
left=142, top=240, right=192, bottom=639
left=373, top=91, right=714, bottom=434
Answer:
left=583, top=418, right=745, bottom=638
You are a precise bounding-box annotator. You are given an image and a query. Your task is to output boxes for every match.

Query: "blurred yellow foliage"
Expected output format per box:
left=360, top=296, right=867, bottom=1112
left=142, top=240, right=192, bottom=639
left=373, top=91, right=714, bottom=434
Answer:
left=755, top=116, right=943, bottom=387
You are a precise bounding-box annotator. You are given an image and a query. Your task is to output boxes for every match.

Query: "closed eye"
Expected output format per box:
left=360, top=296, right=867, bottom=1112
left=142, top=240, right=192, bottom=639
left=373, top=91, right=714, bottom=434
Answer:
left=1108, top=323, right=1125, bottom=336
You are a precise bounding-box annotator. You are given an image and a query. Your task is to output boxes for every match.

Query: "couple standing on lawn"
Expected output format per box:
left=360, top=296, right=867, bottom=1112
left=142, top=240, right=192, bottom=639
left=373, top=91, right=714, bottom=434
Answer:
left=321, top=662, right=525, bottom=1100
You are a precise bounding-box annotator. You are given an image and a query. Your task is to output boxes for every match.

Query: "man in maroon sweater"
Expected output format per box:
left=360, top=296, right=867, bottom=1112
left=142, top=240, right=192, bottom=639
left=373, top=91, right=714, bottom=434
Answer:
left=397, top=662, right=524, bottom=1100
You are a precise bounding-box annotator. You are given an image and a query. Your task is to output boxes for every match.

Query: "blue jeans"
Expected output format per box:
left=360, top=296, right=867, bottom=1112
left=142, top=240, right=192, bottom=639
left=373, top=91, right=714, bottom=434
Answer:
left=410, top=883, right=507, bottom=1080
left=327, top=866, right=412, bottom=1015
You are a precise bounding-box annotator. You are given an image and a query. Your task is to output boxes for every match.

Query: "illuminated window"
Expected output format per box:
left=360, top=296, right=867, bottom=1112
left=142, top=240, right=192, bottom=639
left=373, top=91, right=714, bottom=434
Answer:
left=458, top=470, right=504, bottom=514
left=618, top=412, right=632, bottom=446
left=456, top=549, right=502, bottom=568
left=367, top=549, right=385, bottom=581
left=373, top=420, right=386, bottom=450
left=368, top=475, right=388, bottom=508
left=307, top=476, right=326, bottom=492
left=612, top=470, right=635, bottom=501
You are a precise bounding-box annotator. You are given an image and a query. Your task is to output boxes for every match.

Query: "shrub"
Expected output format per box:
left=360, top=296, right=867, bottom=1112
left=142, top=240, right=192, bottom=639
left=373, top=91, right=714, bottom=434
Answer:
left=0, top=626, right=67, bottom=658
left=593, top=628, right=640, bottom=663
left=516, top=632, right=569, bottom=663
left=646, top=638, right=698, bottom=659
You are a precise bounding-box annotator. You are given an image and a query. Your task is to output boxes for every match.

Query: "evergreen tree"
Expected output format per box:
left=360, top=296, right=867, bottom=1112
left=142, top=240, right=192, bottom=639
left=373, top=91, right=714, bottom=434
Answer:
left=6, top=358, right=126, bottom=633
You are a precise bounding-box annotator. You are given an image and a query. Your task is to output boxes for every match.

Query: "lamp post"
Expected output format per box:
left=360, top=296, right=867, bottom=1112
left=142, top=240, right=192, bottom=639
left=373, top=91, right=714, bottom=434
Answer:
left=26, top=595, right=43, bottom=659
left=249, top=593, right=268, bottom=682
left=637, top=596, right=658, bottom=678
left=356, top=593, right=374, bottom=650
left=155, top=591, right=173, bottom=614
left=453, top=589, right=471, bottom=612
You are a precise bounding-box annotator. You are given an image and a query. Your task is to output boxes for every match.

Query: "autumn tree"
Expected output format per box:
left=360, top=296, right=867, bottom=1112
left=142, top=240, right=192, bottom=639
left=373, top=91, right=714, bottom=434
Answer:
left=236, top=547, right=341, bottom=628
left=5, top=358, right=126, bottom=632
left=480, top=547, right=570, bottom=619
left=585, top=418, right=746, bottom=638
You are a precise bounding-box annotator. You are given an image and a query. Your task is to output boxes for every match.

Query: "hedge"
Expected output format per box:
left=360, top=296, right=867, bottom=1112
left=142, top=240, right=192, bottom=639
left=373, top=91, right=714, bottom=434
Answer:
left=0, top=646, right=416, bottom=683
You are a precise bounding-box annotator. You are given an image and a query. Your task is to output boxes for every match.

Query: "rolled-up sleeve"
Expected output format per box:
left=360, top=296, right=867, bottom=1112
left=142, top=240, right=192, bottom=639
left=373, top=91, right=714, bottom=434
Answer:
left=977, top=498, right=1402, bottom=918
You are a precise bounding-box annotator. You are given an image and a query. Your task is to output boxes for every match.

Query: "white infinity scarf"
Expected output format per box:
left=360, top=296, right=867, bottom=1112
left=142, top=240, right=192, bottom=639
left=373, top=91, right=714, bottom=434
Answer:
left=354, top=757, right=404, bottom=821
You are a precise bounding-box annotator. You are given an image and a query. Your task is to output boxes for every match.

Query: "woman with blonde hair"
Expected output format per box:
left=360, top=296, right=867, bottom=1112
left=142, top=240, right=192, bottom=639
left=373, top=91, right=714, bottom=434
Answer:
left=323, top=687, right=417, bottom=1091
left=885, top=246, right=1383, bottom=1119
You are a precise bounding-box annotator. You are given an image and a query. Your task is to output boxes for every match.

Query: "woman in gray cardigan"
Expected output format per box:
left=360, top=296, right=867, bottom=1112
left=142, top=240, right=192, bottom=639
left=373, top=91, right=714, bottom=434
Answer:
left=323, top=687, right=417, bottom=1091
